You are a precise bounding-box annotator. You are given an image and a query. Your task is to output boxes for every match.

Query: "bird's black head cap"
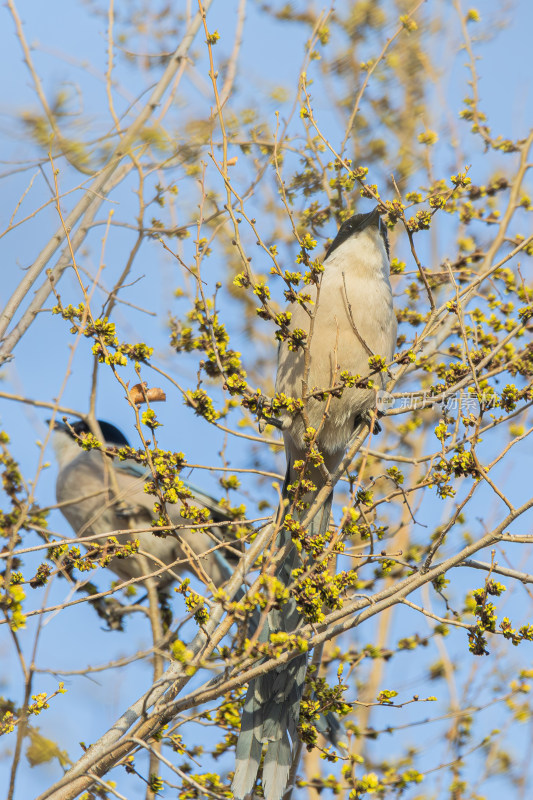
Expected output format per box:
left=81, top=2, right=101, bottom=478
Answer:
left=325, top=206, right=389, bottom=260
left=51, top=418, right=130, bottom=447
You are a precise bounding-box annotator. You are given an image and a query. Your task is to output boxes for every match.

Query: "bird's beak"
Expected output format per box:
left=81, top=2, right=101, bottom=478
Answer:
left=362, top=206, right=381, bottom=228
left=46, top=418, right=69, bottom=433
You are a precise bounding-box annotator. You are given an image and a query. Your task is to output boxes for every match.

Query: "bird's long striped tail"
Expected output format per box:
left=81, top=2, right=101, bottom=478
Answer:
left=232, top=471, right=334, bottom=800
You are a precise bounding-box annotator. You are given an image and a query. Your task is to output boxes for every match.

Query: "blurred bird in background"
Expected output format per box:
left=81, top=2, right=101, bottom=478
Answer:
left=51, top=419, right=240, bottom=606
left=233, top=206, right=397, bottom=800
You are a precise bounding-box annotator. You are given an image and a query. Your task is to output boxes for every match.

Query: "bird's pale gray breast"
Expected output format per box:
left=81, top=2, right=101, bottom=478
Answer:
left=276, top=246, right=396, bottom=459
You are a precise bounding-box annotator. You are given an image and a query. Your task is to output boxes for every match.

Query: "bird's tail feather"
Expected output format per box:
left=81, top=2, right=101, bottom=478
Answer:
left=261, top=730, right=292, bottom=800
left=232, top=470, right=337, bottom=800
